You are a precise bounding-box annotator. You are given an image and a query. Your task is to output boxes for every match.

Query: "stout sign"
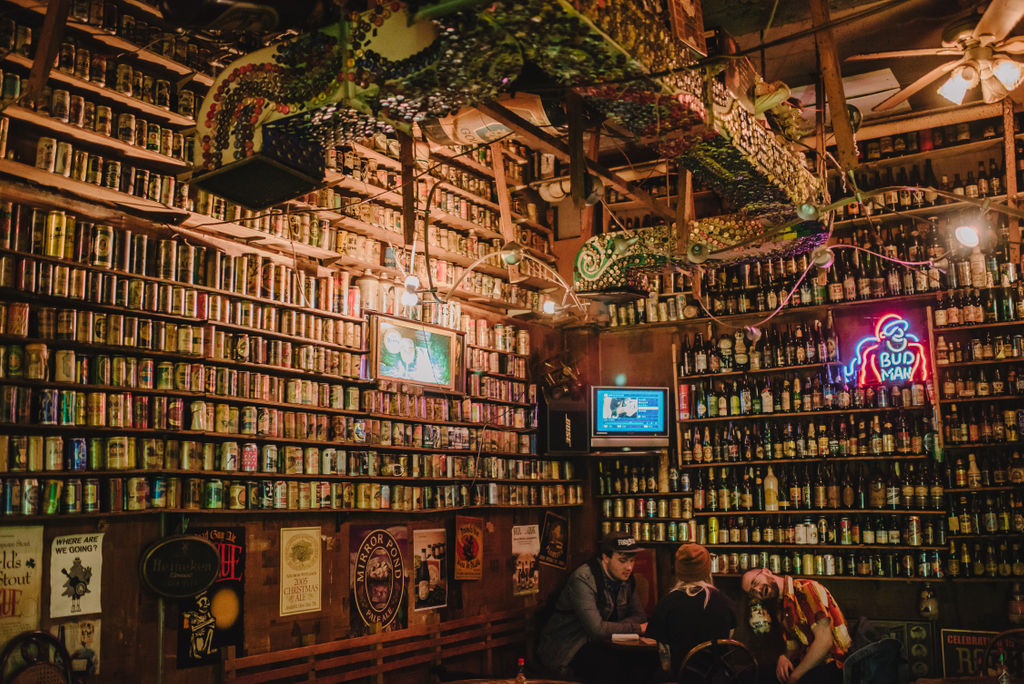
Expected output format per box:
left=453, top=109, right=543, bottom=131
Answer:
left=140, top=536, right=220, bottom=599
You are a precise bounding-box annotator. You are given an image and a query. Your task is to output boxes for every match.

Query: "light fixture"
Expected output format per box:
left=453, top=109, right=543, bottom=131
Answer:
left=542, top=299, right=557, bottom=315
left=797, top=203, right=820, bottom=221
left=745, top=325, right=762, bottom=342
left=537, top=178, right=570, bottom=203
left=937, top=64, right=978, bottom=105
left=401, top=274, right=421, bottom=306
left=499, top=241, right=524, bottom=266
left=810, top=246, right=835, bottom=270
left=537, top=174, right=604, bottom=206
left=954, top=224, right=981, bottom=248
left=992, top=56, right=1024, bottom=91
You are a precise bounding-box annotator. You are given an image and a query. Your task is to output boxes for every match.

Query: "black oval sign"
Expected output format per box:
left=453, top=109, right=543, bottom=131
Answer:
left=140, top=535, right=220, bottom=599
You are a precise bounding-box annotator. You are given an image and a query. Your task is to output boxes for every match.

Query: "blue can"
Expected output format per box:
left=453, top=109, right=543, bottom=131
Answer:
left=3, top=479, right=21, bottom=515
left=66, top=438, right=87, bottom=470
left=36, top=389, right=58, bottom=424
left=150, top=476, right=167, bottom=508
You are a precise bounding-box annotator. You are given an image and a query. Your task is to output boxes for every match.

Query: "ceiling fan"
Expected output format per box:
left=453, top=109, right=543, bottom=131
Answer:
left=845, top=0, right=1024, bottom=110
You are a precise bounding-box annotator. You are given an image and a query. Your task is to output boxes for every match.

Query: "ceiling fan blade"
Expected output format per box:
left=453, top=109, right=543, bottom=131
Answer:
left=846, top=48, right=960, bottom=61
left=973, top=0, right=1024, bottom=42
left=998, top=35, right=1024, bottom=53
left=874, top=58, right=964, bottom=111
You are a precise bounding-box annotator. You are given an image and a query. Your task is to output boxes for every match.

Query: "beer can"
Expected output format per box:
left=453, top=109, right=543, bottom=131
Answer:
left=21, top=478, right=39, bottom=515
left=66, top=438, right=87, bottom=470
left=261, top=444, right=278, bottom=473
left=68, top=94, right=85, bottom=127
left=154, top=79, right=170, bottom=108
left=150, top=476, right=166, bottom=508
left=117, top=112, right=135, bottom=143
left=43, top=479, right=63, bottom=514
left=51, top=89, right=70, bottom=122
left=85, top=154, right=102, bottom=185
left=35, top=137, right=56, bottom=172
left=126, top=476, right=147, bottom=510
left=102, top=159, right=121, bottom=189
left=43, top=436, right=62, bottom=470
left=54, top=141, right=72, bottom=177
left=204, top=478, right=223, bottom=509
left=83, top=478, right=99, bottom=512
left=94, top=105, right=112, bottom=136
left=227, top=481, right=246, bottom=509
left=177, top=89, right=195, bottom=119
left=115, top=64, right=132, bottom=94
left=3, top=479, right=21, bottom=514
left=241, top=442, right=258, bottom=472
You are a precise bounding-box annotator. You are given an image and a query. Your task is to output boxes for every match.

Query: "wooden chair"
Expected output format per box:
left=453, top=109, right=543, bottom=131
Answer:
left=0, top=631, right=76, bottom=684
left=677, top=639, right=757, bottom=684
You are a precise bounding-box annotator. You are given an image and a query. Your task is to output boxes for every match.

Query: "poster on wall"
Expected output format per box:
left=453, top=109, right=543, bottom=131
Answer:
left=453, top=515, right=483, bottom=580
left=511, top=524, right=540, bottom=597
left=51, top=618, right=101, bottom=676
left=280, top=527, right=322, bottom=616
left=412, top=529, right=447, bottom=611
left=49, top=533, right=103, bottom=618
left=873, top=619, right=936, bottom=679
left=538, top=512, right=568, bottom=569
left=177, top=527, right=246, bottom=668
left=0, top=526, right=43, bottom=642
left=940, top=628, right=1017, bottom=677
left=350, top=525, right=408, bottom=636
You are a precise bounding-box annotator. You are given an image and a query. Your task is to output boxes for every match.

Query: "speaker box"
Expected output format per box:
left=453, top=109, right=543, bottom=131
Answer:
left=542, top=396, right=588, bottom=454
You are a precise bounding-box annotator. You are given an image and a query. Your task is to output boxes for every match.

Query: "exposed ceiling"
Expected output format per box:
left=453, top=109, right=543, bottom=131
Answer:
left=703, top=0, right=1023, bottom=117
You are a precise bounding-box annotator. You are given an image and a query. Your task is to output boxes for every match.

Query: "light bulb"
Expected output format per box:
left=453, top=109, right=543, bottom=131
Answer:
left=745, top=326, right=762, bottom=342
left=811, top=246, right=835, bottom=269
left=797, top=203, right=820, bottom=221
left=993, top=57, right=1023, bottom=91
left=400, top=289, right=420, bottom=307
left=500, top=241, right=524, bottom=266
left=954, top=224, right=980, bottom=248
left=937, top=68, right=974, bottom=105
left=542, top=299, right=556, bottom=315
left=404, top=274, right=420, bottom=293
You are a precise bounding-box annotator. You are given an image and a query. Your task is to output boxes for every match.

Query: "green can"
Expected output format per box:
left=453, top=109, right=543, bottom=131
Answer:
left=87, top=438, right=104, bottom=470
left=204, top=478, right=223, bottom=509
left=155, top=361, right=173, bottom=390
left=43, top=479, right=61, bottom=515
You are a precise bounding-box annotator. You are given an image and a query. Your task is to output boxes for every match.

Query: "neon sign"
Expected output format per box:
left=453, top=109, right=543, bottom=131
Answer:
left=843, top=313, right=928, bottom=386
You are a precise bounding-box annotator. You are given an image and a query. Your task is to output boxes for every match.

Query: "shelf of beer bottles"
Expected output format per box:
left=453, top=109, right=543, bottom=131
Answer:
left=943, top=441, right=1024, bottom=450
left=601, top=510, right=945, bottom=519
left=936, top=357, right=1024, bottom=369
left=939, top=576, right=1023, bottom=582
left=674, top=454, right=933, bottom=469
left=677, top=405, right=931, bottom=424
left=833, top=195, right=1007, bottom=228
left=712, top=573, right=943, bottom=583
left=629, top=541, right=944, bottom=551
left=948, top=532, right=1024, bottom=539
left=934, top=318, right=1024, bottom=333
left=827, top=135, right=1002, bottom=174
left=944, top=485, right=1020, bottom=493
left=938, top=394, right=1024, bottom=404
left=677, top=362, right=843, bottom=382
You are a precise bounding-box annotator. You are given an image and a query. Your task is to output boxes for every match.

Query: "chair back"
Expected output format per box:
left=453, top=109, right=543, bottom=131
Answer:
left=677, top=638, right=757, bottom=684
left=842, top=637, right=906, bottom=684
left=0, top=630, right=75, bottom=684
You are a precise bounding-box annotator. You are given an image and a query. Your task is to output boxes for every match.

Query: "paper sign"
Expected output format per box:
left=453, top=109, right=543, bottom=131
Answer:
left=512, top=524, right=540, bottom=596
left=280, top=527, right=321, bottom=616
left=0, top=526, right=43, bottom=642
left=50, top=533, right=103, bottom=618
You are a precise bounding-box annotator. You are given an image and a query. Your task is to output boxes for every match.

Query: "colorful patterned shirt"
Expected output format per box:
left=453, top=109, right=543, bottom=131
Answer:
left=780, top=577, right=852, bottom=667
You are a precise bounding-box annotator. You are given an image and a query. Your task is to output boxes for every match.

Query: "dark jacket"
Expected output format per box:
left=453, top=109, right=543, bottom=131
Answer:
left=536, top=558, right=647, bottom=677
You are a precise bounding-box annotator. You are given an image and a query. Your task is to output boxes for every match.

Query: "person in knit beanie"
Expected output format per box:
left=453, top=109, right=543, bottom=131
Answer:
left=645, top=544, right=736, bottom=679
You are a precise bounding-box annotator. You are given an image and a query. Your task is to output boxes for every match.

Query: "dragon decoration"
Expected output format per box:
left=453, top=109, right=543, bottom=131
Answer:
left=193, top=0, right=826, bottom=298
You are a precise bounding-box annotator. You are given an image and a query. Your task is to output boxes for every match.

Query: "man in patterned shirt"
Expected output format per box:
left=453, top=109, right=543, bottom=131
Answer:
left=742, top=568, right=852, bottom=684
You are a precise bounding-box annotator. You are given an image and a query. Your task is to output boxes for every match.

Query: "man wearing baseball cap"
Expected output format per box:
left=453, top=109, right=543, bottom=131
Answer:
left=536, top=531, right=649, bottom=683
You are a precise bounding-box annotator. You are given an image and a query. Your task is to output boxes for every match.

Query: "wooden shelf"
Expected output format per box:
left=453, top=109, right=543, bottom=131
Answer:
left=603, top=509, right=944, bottom=520
left=3, top=54, right=195, bottom=126
left=677, top=404, right=929, bottom=424
left=678, top=361, right=842, bottom=382
left=5, top=0, right=214, bottom=86
left=934, top=318, right=1024, bottom=333
left=466, top=343, right=529, bottom=358
left=712, top=573, right=942, bottom=582
left=943, top=441, right=1024, bottom=450
left=938, top=394, right=1023, bottom=404
left=936, top=357, right=1024, bottom=369
left=702, top=543, right=944, bottom=551
left=828, top=136, right=1003, bottom=175
left=944, top=485, right=1017, bottom=493
left=673, top=454, right=932, bottom=469
left=833, top=195, right=1007, bottom=227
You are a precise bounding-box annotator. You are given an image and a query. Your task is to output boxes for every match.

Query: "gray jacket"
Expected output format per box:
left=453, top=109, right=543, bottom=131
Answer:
left=536, top=559, right=647, bottom=677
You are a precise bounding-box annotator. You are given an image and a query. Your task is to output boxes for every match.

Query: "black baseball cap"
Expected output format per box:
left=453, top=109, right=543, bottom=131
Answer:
left=600, top=531, right=640, bottom=556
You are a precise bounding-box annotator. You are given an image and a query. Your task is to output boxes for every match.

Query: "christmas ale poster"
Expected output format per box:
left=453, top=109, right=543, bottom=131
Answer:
left=0, top=526, right=43, bottom=643
left=453, top=515, right=483, bottom=580
left=178, top=527, right=246, bottom=668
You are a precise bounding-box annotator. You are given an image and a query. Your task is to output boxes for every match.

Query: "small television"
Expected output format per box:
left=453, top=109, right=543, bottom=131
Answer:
left=370, top=314, right=464, bottom=392
left=590, top=386, right=670, bottom=448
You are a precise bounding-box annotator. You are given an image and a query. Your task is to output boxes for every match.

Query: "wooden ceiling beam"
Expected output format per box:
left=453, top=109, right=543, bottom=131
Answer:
left=809, top=0, right=858, bottom=171
left=476, top=101, right=676, bottom=221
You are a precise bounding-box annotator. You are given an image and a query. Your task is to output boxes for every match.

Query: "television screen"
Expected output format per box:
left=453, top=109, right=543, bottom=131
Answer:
left=371, top=315, right=464, bottom=392
left=590, top=386, right=670, bottom=448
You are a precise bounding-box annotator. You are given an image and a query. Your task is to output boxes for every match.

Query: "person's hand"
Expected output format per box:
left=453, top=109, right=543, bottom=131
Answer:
left=776, top=655, right=794, bottom=683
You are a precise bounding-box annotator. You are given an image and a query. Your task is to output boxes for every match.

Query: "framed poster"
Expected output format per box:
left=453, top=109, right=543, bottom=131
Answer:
left=454, top=515, right=483, bottom=580
left=538, top=512, right=568, bottom=569
left=280, top=527, right=321, bottom=616
left=178, top=527, right=246, bottom=668
left=873, top=619, right=936, bottom=679
left=412, top=529, right=447, bottom=611
left=940, top=628, right=1018, bottom=677
left=512, top=524, right=540, bottom=597
left=0, top=526, right=43, bottom=642
left=350, top=525, right=408, bottom=635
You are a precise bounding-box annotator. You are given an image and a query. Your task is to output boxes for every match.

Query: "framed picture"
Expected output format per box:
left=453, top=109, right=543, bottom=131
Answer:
left=369, top=315, right=464, bottom=392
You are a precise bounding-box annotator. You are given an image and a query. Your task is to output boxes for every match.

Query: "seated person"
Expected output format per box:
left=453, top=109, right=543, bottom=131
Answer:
left=536, top=531, right=648, bottom=683
left=646, top=544, right=736, bottom=680
left=741, top=568, right=851, bottom=684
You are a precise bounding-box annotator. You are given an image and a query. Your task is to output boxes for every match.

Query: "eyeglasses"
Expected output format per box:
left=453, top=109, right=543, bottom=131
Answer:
left=746, top=568, right=772, bottom=596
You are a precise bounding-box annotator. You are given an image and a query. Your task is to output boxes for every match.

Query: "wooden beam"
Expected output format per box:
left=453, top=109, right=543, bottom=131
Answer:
left=566, top=92, right=585, bottom=209
left=397, top=130, right=417, bottom=246
left=809, top=0, right=858, bottom=171
left=581, top=124, right=601, bottom=241
left=675, top=168, right=693, bottom=257
left=476, top=101, right=676, bottom=221
left=24, top=0, right=72, bottom=109
left=1004, top=98, right=1020, bottom=267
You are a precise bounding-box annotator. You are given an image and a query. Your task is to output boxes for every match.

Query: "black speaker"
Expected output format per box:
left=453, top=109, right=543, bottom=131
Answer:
left=542, top=396, right=588, bottom=454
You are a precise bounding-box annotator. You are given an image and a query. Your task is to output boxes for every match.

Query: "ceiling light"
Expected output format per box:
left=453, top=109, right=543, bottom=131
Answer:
left=810, top=246, right=835, bottom=270
left=937, top=65, right=977, bottom=105
left=954, top=224, right=980, bottom=248
left=992, top=56, right=1023, bottom=91
left=403, top=274, right=420, bottom=293
left=542, top=299, right=557, bottom=315
left=499, top=241, right=524, bottom=266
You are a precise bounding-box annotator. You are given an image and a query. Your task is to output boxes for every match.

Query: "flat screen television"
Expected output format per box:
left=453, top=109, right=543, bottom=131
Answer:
left=590, top=386, right=670, bottom=448
left=370, top=314, right=464, bottom=392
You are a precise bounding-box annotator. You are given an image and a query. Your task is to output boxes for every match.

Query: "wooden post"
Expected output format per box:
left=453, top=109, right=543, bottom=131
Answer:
left=489, top=141, right=520, bottom=283
left=24, top=0, right=72, bottom=109
left=567, top=92, right=585, bottom=209
left=582, top=124, right=601, bottom=240
left=809, top=0, right=858, bottom=171
left=674, top=168, right=693, bottom=258
left=1003, top=98, right=1020, bottom=266
left=398, top=130, right=417, bottom=246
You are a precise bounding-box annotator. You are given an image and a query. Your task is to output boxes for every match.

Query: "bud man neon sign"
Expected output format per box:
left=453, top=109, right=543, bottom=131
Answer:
left=842, top=313, right=928, bottom=386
